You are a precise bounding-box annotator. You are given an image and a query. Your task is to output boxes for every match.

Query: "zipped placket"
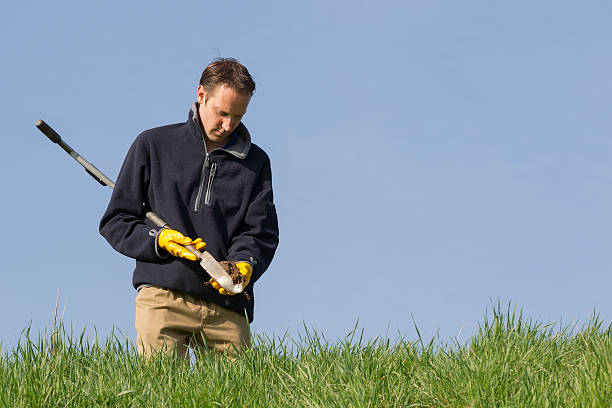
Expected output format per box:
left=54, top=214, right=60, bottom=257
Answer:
left=204, top=162, right=217, bottom=206
left=194, top=155, right=209, bottom=212
left=194, top=157, right=218, bottom=211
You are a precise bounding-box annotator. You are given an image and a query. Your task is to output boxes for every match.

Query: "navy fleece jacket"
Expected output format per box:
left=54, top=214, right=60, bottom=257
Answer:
left=99, top=104, right=279, bottom=322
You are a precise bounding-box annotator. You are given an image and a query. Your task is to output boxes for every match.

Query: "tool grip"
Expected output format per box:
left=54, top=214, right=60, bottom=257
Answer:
left=35, top=120, right=62, bottom=144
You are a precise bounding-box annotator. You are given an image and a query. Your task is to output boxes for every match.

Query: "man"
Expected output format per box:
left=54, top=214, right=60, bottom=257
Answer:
left=99, top=58, right=279, bottom=358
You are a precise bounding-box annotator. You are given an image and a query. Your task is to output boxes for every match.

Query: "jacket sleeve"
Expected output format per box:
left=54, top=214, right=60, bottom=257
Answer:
left=227, top=157, right=279, bottom=284
left=99, top=134, right=161, bottom=262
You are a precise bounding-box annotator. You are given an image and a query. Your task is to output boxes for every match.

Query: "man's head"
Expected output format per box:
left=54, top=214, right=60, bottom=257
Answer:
left=197, top=58, right=255, bottom=146
left=199, top=58, right=256, bottom=98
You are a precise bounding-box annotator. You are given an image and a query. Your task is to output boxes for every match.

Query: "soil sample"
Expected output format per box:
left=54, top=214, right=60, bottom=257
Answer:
left=219, top=261, right=244, bottom=285
left=204, top=261, right=250, bottom=300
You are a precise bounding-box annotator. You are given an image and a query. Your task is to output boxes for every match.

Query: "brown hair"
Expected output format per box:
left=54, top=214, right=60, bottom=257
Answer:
left=199, top=58, right=256, bottom=97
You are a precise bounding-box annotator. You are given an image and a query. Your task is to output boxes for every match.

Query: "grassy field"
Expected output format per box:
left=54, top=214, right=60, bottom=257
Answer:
left=1, top=306, right=610, bottom=407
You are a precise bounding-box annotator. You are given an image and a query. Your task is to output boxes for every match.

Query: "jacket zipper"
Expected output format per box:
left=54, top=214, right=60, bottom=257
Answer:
left=204, top=162, right=217, bottom=206
left=194, top=155, right=209, bottom=212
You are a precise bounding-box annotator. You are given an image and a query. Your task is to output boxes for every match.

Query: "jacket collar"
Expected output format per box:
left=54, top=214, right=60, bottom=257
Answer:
left=189, top=102, right=251, bottom=159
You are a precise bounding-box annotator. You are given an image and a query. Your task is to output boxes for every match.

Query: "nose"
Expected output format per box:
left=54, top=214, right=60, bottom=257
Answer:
left=222, top=118, right=232, bottom=132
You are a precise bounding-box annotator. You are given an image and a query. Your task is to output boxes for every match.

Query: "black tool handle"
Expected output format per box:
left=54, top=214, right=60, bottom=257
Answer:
left=35, top=119, right=62, bottom=143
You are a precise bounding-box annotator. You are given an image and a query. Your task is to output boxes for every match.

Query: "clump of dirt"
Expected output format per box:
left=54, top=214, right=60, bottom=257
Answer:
left=203, top=261, right=250, bottom=301
left=219, top=261, right=244, bottom=285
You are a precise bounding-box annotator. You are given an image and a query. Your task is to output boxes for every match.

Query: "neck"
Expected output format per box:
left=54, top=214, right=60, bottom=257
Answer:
left=203, top=134, right=230, bottom=152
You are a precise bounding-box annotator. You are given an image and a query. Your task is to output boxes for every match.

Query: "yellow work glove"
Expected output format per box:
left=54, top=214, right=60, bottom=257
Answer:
left=210, top=261, right=252, bottom=295
left=157, top=229, right=206, bottom=261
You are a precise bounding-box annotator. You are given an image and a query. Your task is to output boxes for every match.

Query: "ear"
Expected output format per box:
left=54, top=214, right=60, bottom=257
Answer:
left=197, top=85, right=206, bottom=104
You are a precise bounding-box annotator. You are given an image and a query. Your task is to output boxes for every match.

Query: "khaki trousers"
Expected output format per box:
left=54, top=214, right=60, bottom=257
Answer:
left=135, top=285, right=250, bottom=359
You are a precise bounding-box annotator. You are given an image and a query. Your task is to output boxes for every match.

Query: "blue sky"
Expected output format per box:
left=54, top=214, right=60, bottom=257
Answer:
left=1, top=1, right=610, bottom=349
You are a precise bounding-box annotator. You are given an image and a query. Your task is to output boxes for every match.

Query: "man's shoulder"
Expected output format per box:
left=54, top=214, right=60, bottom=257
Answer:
left=247, top=142, right=271, bottom=163
left=137, top=122, right=186, bottom=141
left=131, top=121, right=190, bottom=151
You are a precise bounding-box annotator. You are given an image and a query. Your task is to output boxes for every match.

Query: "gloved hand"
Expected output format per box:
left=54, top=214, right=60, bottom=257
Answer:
left=157, top=228, right=206, bottom=261
left=210, top=261, right=252, bottom=295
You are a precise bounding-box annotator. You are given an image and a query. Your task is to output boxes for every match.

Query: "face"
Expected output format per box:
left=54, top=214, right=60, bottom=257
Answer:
left=197, top=84, right=251, bottom=145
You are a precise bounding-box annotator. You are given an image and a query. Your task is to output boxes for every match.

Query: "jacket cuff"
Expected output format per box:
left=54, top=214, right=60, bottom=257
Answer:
left=228, top=255, right=257, bottom=266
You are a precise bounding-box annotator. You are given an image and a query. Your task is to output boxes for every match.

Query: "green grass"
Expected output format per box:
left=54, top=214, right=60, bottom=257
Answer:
left=1, top=305, right=610, bottom=407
